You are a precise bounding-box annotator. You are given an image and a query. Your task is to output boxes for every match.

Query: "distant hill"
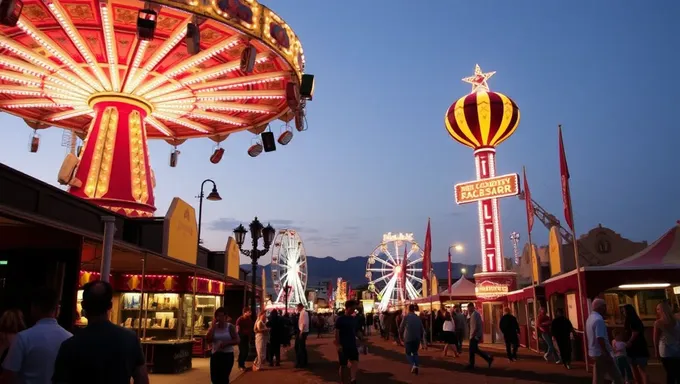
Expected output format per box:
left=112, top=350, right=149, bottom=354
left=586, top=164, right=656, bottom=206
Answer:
left=241, top=256, right=479, bottom=288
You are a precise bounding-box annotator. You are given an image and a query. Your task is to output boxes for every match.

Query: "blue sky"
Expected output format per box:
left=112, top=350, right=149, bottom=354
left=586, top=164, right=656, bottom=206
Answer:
left=1, top=1, right=679, bottom=266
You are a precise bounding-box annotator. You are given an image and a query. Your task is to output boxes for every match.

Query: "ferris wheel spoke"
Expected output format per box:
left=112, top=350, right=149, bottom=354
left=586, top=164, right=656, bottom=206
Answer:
left=407, top=258, right=423, bottom=267
left=406, top=274, right=423, bottom=284
left=378, top=274, right=398, bottom=311
left=371, top=256, right=393, bottom=268
left=394, top=241, right=402, bottom=263
left=382, top=247, right=397, bottom=265
left=369, top=273, right=392, bottom=285
left=366, top=268, right=389, bottom=273
left=405, top=279, right=420, bottom=300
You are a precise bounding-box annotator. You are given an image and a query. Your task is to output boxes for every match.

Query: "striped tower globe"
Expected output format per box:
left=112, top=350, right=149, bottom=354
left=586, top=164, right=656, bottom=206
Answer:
left=444, top=91, right=520, bottom=150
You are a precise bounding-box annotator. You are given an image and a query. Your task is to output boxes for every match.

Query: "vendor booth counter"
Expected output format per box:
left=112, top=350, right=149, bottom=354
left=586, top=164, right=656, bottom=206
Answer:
left=78, top=270, right=226, bottom=372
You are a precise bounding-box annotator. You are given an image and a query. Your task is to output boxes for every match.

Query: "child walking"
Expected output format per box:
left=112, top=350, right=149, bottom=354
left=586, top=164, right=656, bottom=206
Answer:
left=612, top=329, right=633, bottom=384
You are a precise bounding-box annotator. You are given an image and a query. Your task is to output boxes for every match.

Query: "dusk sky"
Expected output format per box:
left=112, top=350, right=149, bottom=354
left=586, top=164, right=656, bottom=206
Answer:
left=1, top=1, right=678, bottom=266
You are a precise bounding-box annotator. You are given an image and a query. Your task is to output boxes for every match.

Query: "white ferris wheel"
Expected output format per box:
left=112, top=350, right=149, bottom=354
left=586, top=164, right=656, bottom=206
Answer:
left=271, top=229, right=308, bottom=307
left=366, top=232, right=425, bottom=311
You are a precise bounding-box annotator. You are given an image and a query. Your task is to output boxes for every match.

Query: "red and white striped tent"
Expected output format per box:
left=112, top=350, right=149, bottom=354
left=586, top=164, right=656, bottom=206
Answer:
left=605, top=222, right=680, bottom=268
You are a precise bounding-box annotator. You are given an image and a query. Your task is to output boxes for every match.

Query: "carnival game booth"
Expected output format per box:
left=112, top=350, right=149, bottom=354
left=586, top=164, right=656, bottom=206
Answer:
left=543, top=223, right=680, bottom=360
left=505, top=286, right=545, bottom=350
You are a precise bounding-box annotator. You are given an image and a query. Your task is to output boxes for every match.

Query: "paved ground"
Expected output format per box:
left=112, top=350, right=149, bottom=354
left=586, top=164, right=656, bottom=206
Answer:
left=149, top=335, right=669, bottom=383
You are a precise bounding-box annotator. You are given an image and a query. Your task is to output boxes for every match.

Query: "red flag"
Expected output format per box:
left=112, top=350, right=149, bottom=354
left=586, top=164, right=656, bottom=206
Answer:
left=558, top=125, right=574, bottom=231
left=523, top=166, right=535, bottom=233
left=447, top=247, right=452, bottom=294
left=422, top=218, right=432, bottom=287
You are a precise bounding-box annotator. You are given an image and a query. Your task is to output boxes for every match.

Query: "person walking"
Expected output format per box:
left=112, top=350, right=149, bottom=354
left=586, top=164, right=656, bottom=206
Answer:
left=551, top=308, right=575, bottom=369
left=653, top=302, right=680, bottom=384
left=499, top=307, right=520, bottom=361
left=465, top=303, right=493, bottom=370
left=266, top=310, right=284, bottom=367
left=295, top=303, right=310, bottom=368
left=50, top=281, right=149, bottom=384
left=253, top=311, right=269, bottom=371
left=0, top=309, right=25, bottom=375
left=537, top=307, right=559, bottom=363
left=206, top=307, right=239, bottom=384
left=453, top=305, right=466, bottom=354
left=399, top=304, right=425, bottom=375
left=586, top=298, right=623, bottom=384
left=334, top=300, right=362, bottom=384
left=235, top=307, right=253, bottom=372
left=441, top=311, right=459, bottom=358
left=2, top=287, right=72, bottom=384
left=623, top=304, right=650, bottom=384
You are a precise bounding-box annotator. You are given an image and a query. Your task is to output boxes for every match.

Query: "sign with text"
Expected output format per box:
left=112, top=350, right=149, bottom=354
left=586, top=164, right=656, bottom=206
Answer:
left=454, top=173, right=520, bottom=205
left=163, top=197, right=198, bottom=265
left=475, top=280, right=510, bottom=299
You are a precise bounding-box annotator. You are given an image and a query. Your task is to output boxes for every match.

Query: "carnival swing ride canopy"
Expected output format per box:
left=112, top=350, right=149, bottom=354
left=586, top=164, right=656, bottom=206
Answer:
left=0, top=0, right=314, bottom=216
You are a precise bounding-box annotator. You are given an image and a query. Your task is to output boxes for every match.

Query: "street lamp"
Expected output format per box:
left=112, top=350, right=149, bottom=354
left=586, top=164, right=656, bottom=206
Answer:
left=196, top=179, right=222, bottom=249
left=447, top=243, right=465, bottom=290
left=461, top=267, right=467, bottom=276
left=233, top=217, right=275, bottom=315
left=283, top=285, right=292, bottom=314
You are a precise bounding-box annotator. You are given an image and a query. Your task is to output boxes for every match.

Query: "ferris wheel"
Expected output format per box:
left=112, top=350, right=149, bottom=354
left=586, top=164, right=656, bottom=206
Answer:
left=366, top=233, right=425, bottom=311
left=271, top=229, right=308, bottom=307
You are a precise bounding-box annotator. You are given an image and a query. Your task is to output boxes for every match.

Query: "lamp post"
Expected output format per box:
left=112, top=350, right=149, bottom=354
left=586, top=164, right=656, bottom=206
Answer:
left=196, top=179, right=222, bottom=250
left=284, top=285, right=292, bottom=314
left=233, top=217, right=275, bottom=316
left=447, top=243, right=464, bottom=291
left=461, top=267, right=467, bottom=276
left=510, top=232, right=521, bottom=265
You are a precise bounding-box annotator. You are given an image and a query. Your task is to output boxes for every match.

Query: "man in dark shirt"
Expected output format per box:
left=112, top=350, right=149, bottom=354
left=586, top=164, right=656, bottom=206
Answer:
left=335, top=300, right=362, bottom=384
left=52, top=280, right=149, bottom=384
left=499, top=307, right=520, bottom=361
left=235, top=307, right=253, bottom=371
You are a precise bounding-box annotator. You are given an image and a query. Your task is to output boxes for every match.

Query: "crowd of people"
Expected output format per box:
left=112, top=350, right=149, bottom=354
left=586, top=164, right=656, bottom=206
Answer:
left=2, top=284, right=680, bottom=384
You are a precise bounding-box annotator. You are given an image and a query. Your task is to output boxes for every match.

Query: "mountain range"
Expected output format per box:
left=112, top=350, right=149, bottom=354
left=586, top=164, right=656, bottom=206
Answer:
left=241, top=256, right=479, bottom=289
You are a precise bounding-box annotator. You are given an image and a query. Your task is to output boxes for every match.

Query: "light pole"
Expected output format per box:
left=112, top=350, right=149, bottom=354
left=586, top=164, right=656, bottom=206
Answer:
left=510, top=232, right=521, bottom=265
left=461, top=267, right=467, bottom=277
left=448, top=243, right=464, bottom=290
left=196, top=179, right=222, bottom=250
left=284, top=285, right=292, bottom=314
left=233, top=217, right=275, bottom=316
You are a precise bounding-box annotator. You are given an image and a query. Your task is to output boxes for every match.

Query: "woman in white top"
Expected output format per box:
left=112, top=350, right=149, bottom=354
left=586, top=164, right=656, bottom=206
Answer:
left=206, top=307, right=239, bottom=384
left=441, top=311, right=460, bottom=357
left=253, top=311, right=270, bottom=371
left=653, top=302, right=680, bottom=384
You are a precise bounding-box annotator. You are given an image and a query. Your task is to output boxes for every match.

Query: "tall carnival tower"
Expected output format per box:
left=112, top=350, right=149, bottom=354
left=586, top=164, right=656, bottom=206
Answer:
left=445, top=65, right=521, bottom=301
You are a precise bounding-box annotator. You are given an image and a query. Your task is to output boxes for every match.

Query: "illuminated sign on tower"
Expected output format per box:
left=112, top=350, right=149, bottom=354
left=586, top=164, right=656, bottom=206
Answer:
left=445, top=65, right=520, bottom=286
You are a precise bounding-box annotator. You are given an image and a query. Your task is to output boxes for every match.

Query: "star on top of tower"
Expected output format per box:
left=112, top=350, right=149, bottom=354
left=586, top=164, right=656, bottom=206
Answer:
left=462, top=64, right=496, bottom=93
